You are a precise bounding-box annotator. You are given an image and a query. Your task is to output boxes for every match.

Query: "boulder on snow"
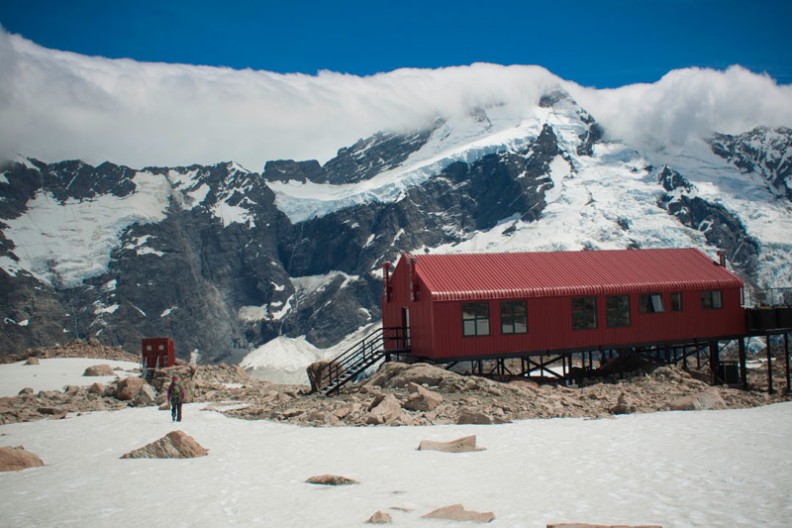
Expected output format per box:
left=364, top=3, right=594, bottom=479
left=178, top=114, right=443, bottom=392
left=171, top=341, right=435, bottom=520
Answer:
left=133, top=384, right=158, bottom=406
left=418, top=435, right=485, bottom=453
left=403, top=382, right=444, bottom=411
left=83, top=364, right=115, bottom=377
left=547, top=523, right=663, bottom=528
left=24, top=357, right=39, bottom=366
left=115, top=377, right=151, bottom=402
left=121, top=430, right=208, bottom=459
left=0, top=446, right=44, bottom=471
left=422, top=504, right=494, bottom=523
left=305, top=474, right=359, bottom=486
left=366, top=511, right=393, bottom=524
left=668, top=388, right=726, bottom=411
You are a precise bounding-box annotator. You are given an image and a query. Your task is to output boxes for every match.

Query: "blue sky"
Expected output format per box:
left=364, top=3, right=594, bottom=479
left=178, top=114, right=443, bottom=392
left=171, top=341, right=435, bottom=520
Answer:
left=0, top=0, right=790, bottom=88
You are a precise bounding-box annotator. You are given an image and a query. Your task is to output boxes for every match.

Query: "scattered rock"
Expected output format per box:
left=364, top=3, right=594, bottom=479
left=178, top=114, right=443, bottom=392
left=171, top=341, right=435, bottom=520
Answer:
left=403, top=382, right=444, bottom=411
left=0, top=446, right=44, bottom=471
left=116, top=377, right=149, bottom=401
left=366, top=511, right=393, bottom=524
left=133, top=384, right=158, bottom=406
left=669, top=388, right=726, bottom=411
left=610, top=392, right=637, bottom=415
left=18, top=387, right=34, bottom=396
left=121, top=431, right=208, bottom=459
left=88, top=383, right=106, bottom=395
left=366, top=362, right=452, bottom=390
left=418, top=435, right=485, bottom=453
left=422, top=504, right=494, bottom=523
left=24, top=358, right=39, bottom=366
left=305, top=474, right=358, bottom=485
left=367, top=394, right=403, bottom=425
left=83, top=364, right=116, bottom=376
left=456, top=410, right=493, bottom=425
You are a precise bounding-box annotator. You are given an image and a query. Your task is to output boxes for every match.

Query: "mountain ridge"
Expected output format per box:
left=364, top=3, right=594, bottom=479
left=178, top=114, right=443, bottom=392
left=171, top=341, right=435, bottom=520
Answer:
left=1, top=92, right=791, bottom=361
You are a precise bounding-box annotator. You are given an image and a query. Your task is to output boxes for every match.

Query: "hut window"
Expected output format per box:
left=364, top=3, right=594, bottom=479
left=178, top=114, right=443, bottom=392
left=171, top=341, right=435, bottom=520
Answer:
left=462, top=302, right=490, bottom=336
left=671, top=292, right=683, bottom=312
left=500, top=300, right=527, bottom=334
left=606, top=295, right=630, bottom=328
left=701, top=290, right=723, bottom=310
left=639, top=293, right=665, bottom=313
left=572, top=297, right=597, bottom=330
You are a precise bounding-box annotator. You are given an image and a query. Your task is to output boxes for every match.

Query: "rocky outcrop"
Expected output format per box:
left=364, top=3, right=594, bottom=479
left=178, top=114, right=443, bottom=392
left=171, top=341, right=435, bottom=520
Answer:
left=0, top=446, right=44, bottom=471
left=657, top=165, right=759, bottom=278
left=121, top=431, right=208, bottom=459
left=2, top=344, right=789, bottom=429
left=709, top=126, right=792, bottom=201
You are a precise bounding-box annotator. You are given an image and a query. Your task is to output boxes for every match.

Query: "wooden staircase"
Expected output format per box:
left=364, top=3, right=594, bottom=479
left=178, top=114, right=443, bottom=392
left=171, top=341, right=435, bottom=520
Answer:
left=320, top=326, right=408, bottom=395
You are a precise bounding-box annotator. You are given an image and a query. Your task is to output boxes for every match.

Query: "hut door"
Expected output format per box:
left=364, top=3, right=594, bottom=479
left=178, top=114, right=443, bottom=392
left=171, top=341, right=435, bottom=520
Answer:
left=401, top=308, right=411, bottom=350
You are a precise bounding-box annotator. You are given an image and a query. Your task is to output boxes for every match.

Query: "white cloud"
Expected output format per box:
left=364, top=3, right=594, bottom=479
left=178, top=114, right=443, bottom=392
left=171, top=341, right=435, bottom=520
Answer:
left=1, top=26, right=791, bottom=171
left=568, top=66, right=792, bottom=153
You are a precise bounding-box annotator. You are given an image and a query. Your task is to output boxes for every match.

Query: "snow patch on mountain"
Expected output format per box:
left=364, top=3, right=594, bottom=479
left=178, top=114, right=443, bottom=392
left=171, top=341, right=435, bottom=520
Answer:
left=1, top=170, right=170, bottom=287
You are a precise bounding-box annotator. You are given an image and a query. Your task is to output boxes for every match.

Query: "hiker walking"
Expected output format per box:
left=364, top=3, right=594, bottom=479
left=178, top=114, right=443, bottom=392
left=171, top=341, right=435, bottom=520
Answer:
left=167, top=376, right=185, bottom=422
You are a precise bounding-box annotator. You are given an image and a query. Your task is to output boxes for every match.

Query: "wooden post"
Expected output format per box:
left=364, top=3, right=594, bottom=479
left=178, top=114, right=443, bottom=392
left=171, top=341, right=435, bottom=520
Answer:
left=766, top=335, right=774, bottom=394
left=562, top=354, right=567, bottom=385
left=739, top=338, right=748, bottom=390
left=785, top=332, right=790, bottom=395
left=695, top=339, right=701, bottom=368
left=709, top=341, right=720, bottom=385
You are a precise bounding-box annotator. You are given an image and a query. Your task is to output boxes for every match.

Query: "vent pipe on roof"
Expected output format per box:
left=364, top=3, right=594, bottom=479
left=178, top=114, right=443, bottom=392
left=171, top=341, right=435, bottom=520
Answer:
left=408, top=255, right=419, bottom=302
left=717, top=250, right=726, bottom=267
left=382, top=262, right=392, bottom=303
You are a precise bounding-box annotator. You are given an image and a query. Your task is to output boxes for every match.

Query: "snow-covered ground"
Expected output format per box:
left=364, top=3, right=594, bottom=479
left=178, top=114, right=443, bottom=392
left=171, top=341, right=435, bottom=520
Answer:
left=0, top=358, right=139, bottom=397
left=1, top=359, right=790, bottom=527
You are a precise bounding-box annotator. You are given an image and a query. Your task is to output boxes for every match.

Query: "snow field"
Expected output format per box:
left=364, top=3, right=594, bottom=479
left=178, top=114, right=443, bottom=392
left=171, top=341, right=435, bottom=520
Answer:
left=0, top=399, right=790, bottom=527
left=0, top=358, right=140, bottom=397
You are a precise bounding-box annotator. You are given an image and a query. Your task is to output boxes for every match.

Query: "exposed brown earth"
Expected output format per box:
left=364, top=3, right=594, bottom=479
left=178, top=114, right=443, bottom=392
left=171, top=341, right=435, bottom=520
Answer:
left=1, top=339, right=790, bottom=427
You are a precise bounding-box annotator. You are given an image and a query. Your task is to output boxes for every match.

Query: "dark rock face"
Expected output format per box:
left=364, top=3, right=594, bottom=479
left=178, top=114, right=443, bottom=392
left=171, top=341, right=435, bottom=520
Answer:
left=656, top=166, right=760, bottom=280
left=0, top=110, right=786, bottom=361
left=709, top=126, right=792, bottom=201
left=261, top=127, right=437, bottom=185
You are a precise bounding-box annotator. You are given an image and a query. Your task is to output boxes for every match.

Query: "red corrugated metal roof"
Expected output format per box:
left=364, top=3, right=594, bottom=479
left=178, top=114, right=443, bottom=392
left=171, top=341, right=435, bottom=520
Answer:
left=408, top=248, right=743, bottom=301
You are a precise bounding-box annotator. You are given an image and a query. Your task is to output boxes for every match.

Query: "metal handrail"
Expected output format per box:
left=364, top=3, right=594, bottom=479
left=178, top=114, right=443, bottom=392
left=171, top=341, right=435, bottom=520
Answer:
left=744, top=287, right=792, bottom=308
left=320, top=326, right=407, bottom=394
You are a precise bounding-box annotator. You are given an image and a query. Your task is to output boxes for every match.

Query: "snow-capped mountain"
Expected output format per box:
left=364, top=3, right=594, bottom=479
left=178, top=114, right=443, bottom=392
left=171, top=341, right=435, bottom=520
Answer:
left=1, top=90, right=790, bottom=361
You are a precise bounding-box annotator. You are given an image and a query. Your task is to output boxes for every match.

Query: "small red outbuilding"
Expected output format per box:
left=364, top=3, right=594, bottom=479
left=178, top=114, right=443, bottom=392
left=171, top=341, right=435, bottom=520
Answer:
left=382, top=248, right=746, bottom=361
left=141, top=337, right=175, bottom=371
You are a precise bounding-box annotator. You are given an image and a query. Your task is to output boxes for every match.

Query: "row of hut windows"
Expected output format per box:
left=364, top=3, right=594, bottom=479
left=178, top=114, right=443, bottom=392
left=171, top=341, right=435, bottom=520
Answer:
left=462, top=290, right=723, bottom=337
